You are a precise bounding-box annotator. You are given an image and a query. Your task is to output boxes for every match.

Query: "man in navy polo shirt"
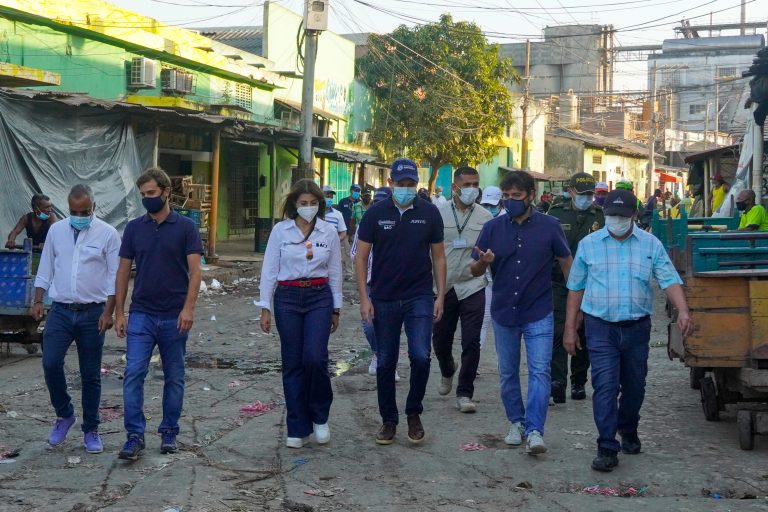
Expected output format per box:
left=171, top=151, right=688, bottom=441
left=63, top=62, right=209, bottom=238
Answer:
left=471, top=170, right=572, bottom=455
left=355, top=158, right=447, bottom=446
left=114, top=167, right=203, bottom=461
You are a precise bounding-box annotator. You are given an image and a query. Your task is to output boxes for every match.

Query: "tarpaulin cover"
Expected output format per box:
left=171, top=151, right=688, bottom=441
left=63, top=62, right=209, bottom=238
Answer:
left=0, top=95, right=143, bottom=238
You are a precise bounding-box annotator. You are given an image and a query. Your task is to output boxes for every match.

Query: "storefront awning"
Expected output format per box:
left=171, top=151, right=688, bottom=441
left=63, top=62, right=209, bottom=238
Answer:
left=275, top=98, right=346, bottom=122
left=315, top=148, right=378, bottom=164
left=656, top=172, right=681, bottom=183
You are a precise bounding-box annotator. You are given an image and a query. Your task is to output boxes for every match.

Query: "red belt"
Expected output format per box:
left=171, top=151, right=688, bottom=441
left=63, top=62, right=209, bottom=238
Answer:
left=278, top=278, right=328, bottom=288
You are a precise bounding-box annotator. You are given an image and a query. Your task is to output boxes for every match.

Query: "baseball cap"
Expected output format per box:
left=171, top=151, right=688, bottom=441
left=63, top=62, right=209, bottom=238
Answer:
left=603, top=189, right=638, bottom=217
left=481, top=186, right=502, bottom=205
left=595, top=181, right=609, bottom=193
left=322, top=185, right=336, bottom=194
left=615, top=179, right=633, bottom=191
left=390, top=158, right=419, bottom=183
left=570, top=172, right=596, bottom=194
left=350, top=183, right=362, bottom=191
left=373, top=186, right=392, bottom=202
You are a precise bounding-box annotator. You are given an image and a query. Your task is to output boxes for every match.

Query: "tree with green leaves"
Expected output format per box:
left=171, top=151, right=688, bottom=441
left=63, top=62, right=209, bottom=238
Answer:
left=359, top=14, right=518, bottom=192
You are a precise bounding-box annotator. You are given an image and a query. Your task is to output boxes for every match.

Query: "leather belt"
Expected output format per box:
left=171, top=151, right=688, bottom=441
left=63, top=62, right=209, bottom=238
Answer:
left=53, top=302, right=104, bottom=311
left=278, top=278, right=328, bottom=288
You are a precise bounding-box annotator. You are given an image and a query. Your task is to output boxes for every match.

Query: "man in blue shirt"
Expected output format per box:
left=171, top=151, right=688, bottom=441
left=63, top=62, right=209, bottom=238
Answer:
left=471, top=170, right=572, bottom=455
left=337, top=183, right=362, bottom=235
left=114, top=167, right=203, bottom=460
left=565, top=188, right=694, bottom=472
left=355, top=158, right=447, bottom=446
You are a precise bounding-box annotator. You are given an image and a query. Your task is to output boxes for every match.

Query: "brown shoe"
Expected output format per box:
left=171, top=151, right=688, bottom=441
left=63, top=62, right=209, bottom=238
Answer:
left=376, top=423, right=396, bottom=445
left=407, top=414, right=425, bottom=444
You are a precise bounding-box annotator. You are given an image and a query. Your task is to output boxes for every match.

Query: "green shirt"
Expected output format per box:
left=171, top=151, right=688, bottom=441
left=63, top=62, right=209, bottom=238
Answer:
left=738, top=205, right=768, bottom=231
left=351, top=202, right=365, bottom=222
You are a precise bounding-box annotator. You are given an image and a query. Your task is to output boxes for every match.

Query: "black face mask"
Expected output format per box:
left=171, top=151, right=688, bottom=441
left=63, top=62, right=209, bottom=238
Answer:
left=736, top=201, right=748, bottom=212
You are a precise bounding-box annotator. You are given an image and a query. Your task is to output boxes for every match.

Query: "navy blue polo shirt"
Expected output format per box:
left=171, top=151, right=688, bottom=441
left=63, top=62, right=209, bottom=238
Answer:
left=357, top=197, right=444, bottom=301
left=473, top=209, right=570, bottom=326
left=337, top=196, right=355, bottom=226
left=119, top=211, right=204, bottom=315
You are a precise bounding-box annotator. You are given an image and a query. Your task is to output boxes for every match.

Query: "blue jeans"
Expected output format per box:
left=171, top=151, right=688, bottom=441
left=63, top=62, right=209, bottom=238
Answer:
left=372, top=295, right=434, bottom=425
left=123, top=312, right=188, bottom=437
left=585, top=314, right=651, bottom=453
left=274, top=285, right=334, bottom=438
left=42, top=302, right=105, bottom=433
left=493, top=313, right=553, bottom=436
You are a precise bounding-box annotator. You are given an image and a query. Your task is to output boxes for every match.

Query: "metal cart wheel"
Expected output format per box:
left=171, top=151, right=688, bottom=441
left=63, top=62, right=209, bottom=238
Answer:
left=738, top=410, right=755, bottom=451
left=690, top=367, right=705, bottom=390
left=700, top=376, right=720, bottom=421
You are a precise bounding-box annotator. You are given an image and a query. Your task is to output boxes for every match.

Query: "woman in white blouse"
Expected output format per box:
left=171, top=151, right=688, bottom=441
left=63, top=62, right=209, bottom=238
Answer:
left=257, top=179, right=343, bottom=448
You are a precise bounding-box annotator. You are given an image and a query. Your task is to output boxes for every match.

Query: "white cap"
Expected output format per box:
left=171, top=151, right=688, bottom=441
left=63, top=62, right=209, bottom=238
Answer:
left=481, top=186, right=502, bottom=205
left=322, top=185, right=335, bottom=194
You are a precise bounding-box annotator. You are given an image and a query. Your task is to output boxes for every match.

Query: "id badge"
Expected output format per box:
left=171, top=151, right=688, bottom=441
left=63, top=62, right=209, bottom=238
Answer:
left=452, top=238, right=468, bottom=249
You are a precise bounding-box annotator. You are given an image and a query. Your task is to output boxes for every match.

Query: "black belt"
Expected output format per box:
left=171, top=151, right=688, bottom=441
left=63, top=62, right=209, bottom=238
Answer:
left=53, top=302, right=104, bottom=311
left=586, top=314, right=649, bottom=327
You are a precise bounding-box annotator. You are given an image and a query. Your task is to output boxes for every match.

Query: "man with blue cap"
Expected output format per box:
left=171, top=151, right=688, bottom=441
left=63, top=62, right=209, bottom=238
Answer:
left=355, top=158, right=447, bottom=446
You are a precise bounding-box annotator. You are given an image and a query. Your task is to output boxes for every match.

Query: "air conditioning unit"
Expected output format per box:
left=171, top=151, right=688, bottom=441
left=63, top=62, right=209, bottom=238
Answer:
left=355, top=131, right=370, bottom=146
left=161, top=69, right=193, bottom=94
left=130, top=57, right=156, bottom=88
left=281, top=110, right=301, bottom=131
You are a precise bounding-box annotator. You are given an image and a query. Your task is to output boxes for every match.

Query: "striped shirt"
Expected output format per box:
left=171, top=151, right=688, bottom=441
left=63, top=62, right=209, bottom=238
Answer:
left=566, top=226, right=682, bottom=322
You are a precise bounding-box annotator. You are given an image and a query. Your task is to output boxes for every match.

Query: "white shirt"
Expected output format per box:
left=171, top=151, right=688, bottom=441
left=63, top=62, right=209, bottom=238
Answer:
left=257, top=218, right=343, bottom=311
left=34, top=217, right=121, bottom=303
left=325, top=208, right=347, bottom=234
left=433, top=195, right=448, bottom=207
left=349, top=232, right=372, bottom=284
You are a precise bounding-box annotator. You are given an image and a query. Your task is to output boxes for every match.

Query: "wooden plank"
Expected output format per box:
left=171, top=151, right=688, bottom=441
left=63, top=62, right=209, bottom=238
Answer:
left=684, top=312, right=751, bottom=362
left=750, top=280, right=768, bottom=299
left=689, top=296, right=749, bottom=310
left=685, top=277, right=748, bottom=299
left=752, top=299, right=768, bottom=317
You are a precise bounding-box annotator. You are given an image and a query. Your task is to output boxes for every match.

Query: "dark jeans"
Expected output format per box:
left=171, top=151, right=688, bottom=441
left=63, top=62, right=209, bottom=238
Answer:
left=274, top=285, right=334, bottom=438
left=551, top=321, right=590, bottom=388
left=432, top=288, right=484, bottom=398
left=42, top=302, right=105, bottom=433
left=585, top=314, right=651, bottom=453
left=123, top=312, right=188, bottom=437
left=372, top=295, right=434, bottom=425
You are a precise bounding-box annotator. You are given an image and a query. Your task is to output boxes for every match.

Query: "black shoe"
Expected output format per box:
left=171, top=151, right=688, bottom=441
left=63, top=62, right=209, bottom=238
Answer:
left=118, top=435, right=145, bottom=461
left=160, top=432, right=178, bottom=454
left=591, top=448, right=619, bottom=472
left=571, top=385, right=586, bottom=400
left=551, top=381, right=566, bottom=404
left=620, top=432, right=641, bottom=454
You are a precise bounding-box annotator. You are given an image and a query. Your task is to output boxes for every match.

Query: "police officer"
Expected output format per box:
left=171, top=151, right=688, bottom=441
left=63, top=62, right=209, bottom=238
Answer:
left=548, top=172, right=604, bottom=403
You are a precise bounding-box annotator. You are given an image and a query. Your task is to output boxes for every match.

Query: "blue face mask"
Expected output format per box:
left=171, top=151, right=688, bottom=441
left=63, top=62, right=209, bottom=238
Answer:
left=37, top=212, right=50, bottom=221
left=484, top=205, right=501, bottom=217
left=69, top=215, right=92, bottom=231
left=504, top=198, right=528, bottom=218
left=325, top=198, right=334, bottom=208
left=393, top=187, right=417, bottom=206
left=351, top=191, right=360, bottom=200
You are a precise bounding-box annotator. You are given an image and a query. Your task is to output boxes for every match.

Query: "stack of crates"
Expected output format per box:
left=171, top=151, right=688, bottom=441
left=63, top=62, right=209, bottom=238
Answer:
left=0, top=250, right=32, bottom=309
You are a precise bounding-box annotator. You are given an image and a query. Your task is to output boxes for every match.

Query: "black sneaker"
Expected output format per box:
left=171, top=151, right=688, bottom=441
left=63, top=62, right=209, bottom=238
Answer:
left=551, top=381, right=566, bottom=404
left=571, top=385, right=586, bottom=400
left=591, top=448, right=619, bottom=472
left=160, top=432, right=178, bottom=454
left=620, top=432, right=641, bottom=454
left=118, top=435, right=145, bottom=461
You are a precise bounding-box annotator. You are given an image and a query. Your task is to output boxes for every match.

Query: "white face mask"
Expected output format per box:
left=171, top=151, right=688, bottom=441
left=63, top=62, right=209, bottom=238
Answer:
left=296, top=205, right=318, bottom=223
left=572, top=193, right=593, bottom=211
left=605, top=215, right=633, bottom=237
left=457, top=186, right=480, bottom=206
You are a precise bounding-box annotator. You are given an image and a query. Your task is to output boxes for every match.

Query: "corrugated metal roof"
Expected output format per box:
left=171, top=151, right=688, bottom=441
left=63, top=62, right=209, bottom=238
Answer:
left=196, top=26, right=264, bottom=57
left=548, top=127, right=650, bottom=158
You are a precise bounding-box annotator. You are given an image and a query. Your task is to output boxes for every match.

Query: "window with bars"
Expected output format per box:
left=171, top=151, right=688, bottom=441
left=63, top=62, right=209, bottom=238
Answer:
left=661, top=69, right=682, bottom=89
left=234, top=83, right=252, bottom=110
left=689, top=104, right=706, bottom=116
left=592, top=154, right=602, bottom=165
left=717, top=66, right=737, bottom=78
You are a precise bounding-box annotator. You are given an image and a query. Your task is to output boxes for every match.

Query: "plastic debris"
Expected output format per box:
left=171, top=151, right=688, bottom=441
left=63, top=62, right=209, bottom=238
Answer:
left=240, top=401, right=276, bottom=417
left=293, top=458, right=309, bottom=466
left=303, top=487, right=345, bottom=497
left=210, top=315, right=216, bottom=322
left=563, top=429, right=591, bottom=435
left=6, top=411, right=18, bottom=418
left=515, top=481, right=533, bottom=490
left=199, top=281, right=208, bottom=293
left=210, top=279, right=222, bottom=290
left=582, top=485, right=647, bottom=497
left=202, top=385, right=211, bottom=391
left=67, top=456, right=81, bottom=465
left=573, top=442, right=586, bottom=450
left=228, top=380, right=242, bottom=389
left=460, top=443, right=486, bottom=452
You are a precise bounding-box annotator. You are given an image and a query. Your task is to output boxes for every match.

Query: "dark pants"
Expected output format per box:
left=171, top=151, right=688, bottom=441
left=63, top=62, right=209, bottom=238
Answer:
left=432, top=288, right=484, bottom=398
left=372, top=295, right=433, bottom=425
left=585, top=314, right=651, bottom=453
left=274, top=285, right=334, bottom=438
left=123, top=312, right=188, bottom=436
left=551, top=295, right=590, bottom=389
left=42, top=302, right=105, bottom=433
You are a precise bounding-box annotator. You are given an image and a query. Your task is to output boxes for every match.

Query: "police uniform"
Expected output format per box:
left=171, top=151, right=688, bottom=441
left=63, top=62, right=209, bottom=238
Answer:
left=548, top=190, right=604, bottom=400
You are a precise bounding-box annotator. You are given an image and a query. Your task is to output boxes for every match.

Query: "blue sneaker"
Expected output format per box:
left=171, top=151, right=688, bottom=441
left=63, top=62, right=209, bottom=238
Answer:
left=118, top=436, right=145, bottom=461
left=48, top=415, right=77, bottom=446
left=160, top=432, right=178, bottom=454
left=83, top=432, right=103, bottom=454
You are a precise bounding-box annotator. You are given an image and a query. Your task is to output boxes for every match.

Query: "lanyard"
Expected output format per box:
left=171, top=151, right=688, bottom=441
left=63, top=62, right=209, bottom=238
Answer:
left=451, top=203, right=473, bottom=236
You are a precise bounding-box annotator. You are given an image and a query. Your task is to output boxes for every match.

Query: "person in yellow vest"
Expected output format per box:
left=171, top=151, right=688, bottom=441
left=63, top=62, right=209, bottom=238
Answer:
left=668, top=197, right=682, bottom=219
left=736, top=189, right=768, bottom=231
left=710, top=174, right=730, bottom=215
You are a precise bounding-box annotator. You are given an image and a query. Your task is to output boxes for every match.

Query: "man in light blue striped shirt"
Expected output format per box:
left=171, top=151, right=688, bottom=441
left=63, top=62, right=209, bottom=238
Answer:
left=564, top=189, right=693, bottom=473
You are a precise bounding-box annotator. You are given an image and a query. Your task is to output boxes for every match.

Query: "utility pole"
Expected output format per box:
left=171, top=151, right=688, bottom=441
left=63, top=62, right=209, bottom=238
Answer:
left=704, top=101, right=710, bottom=150
left=740, top=0, right=747, bottom=36
left=647, top=62, right=657, bottom=198
left=521, top=39, right=531, bottom=170
left=298, top=0, right=329, bottom=181
left=714, top=65, right=720, bottom=143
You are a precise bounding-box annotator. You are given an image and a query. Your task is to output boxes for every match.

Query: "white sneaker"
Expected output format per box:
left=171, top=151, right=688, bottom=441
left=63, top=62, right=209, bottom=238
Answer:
left=526, top=430, right=547, bottom=455
left=438, top=375, right=453, bottom=396
left=368, top=355, right=377, bottom=376
left=313, top=423, right=330, bottom=444
left=395, top=370, right=401, bottom=382
left=456, top=396, right=477, bottom=413
left=286, top=436, right=309, bottom=449
left=505, top=422, right=524, bottom=446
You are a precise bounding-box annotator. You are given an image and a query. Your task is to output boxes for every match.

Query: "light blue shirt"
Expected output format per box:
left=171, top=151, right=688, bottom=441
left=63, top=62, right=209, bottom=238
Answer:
left=567, top=226, right=682, bottom=322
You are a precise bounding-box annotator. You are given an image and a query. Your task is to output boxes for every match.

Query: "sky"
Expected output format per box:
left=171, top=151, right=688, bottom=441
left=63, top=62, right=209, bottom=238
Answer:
left=107, top=0, right=767, bottom=91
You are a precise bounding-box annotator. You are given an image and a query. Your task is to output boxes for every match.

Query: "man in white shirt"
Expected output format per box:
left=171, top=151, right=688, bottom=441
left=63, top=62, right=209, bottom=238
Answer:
left=432, top=186, right=448, bottom=207
left=322, top=185, right=348, bottom=241
left=32, top=184, right=120, bottom=454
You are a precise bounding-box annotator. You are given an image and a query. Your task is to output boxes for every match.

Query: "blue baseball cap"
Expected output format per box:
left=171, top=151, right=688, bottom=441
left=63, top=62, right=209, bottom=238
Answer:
left=350, top=183, right=361, bottom=191
left=390, top=158, right=419, bottom=182
left=373, top=186, right=392, bottom=202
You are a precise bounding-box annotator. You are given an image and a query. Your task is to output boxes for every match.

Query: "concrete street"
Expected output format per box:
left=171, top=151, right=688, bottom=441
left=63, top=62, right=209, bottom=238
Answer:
left=1, top=266, right=768, bottom=511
